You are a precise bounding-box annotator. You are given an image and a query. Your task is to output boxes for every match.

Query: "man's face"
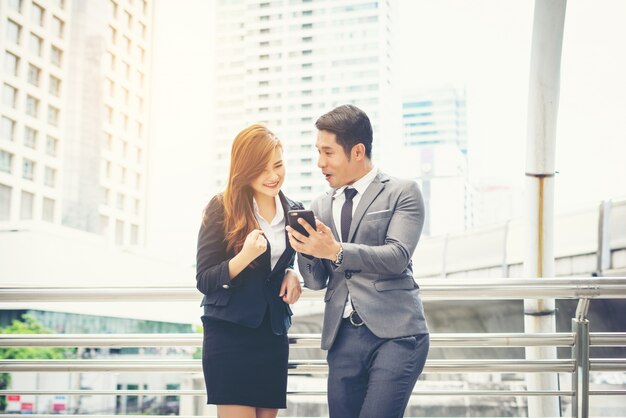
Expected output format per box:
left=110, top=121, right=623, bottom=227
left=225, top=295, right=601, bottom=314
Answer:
left=315, top=130, right=359, bottom=188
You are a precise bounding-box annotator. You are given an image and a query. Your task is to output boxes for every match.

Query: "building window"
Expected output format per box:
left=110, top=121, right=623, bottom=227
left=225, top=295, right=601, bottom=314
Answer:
left=48, top=105, right=60, bottom=126
left=50, top=45, right=63, bottom=67
left=0, top=184, right=11, bottom=221
left=135, top=71, right=144, bottom=88
left=135, top=173, right=141, bottom=189
left=117, top=193, right=124, bottom=210
left=46, top=136, right=58, bottom=156
left=134, top=198, right=140, bottom=215
left=104, top=133, right=112, bottom=151
left=137, top=46, right=145, bottom=63
left=24, top=126, right=37, bottom=149
left=51, top=16, right=64, bottom=38
left=139, top=22, right=146, bottom=39
left=52, top=0, right=65, bottom=10
left=4, top=51, right=19, bottom=77
left=49, top=75, right=61, bottom=96
left=122, top=87, right=129, bottom=105
left=130, top=224, right=139, bottom=245
left=1, top=117, right=16, bottom=142
left=25, top=95, right=39, bottom=117
left=8, top=0, right=22, bottom=13
left=6, top=20, right=21, bottom=45
left=115, top=220, right=124, bottom=245
left=0, top=150, right=13, bottom=173
left=110, top=0, right=118, bottom=18
left=124, top=36, right=131, bottom=55
left=125, top=11, right=132, bottom=29
left=105, top=160, right=112, bottom=178
left=22, top=158, right=35, bottom=181
left=44, top=166, right=56, bottom=187
left=20, top=191, right=34, bottom=220
left=28, top=64, right=41, bottom=86
left=100, top=215, right=109, bottom=234
left=31, top=3, right=45, bottom=27
left=109, top=25, right=116, bottom=44
left=3, top=84, right=18, bottom=109
left=29, top=33, right=43, bottom=56
left=105, top=52, right=115, bottom=71
left=123, top=61, right=131, bottom=80
left=106, top=78, right=115, bottom=97
left=42, top=197, right=54, bottom=222
left=105, top=106, right=113, bottom=124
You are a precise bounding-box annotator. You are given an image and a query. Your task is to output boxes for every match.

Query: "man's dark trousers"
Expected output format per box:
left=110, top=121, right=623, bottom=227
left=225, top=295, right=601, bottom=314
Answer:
left=327, top=319, right=430, bottom=418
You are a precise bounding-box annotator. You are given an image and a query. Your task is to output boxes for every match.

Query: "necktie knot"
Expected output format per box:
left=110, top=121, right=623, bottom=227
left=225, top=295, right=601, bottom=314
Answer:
left=344, top=187, right=357, bottom=201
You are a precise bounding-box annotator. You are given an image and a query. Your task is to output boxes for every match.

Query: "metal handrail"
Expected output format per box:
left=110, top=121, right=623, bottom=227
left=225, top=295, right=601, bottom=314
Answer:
left=1, top=278, right=625, bottom=418
left=2, top=332, right=625, bottom=347
left=2, top=277, right=626, bottom=301
left=2, top=358, right=624, bottom=373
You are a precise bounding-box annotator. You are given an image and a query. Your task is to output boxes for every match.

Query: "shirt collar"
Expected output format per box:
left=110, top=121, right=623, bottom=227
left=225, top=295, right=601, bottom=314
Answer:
left=253, top=194, right=284, bottom=226
left=333, top=166, right=378, bottom=199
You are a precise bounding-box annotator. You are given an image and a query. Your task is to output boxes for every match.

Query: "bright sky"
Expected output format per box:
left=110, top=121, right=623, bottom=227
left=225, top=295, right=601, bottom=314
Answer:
left=146, top=0, right=626, bottom=265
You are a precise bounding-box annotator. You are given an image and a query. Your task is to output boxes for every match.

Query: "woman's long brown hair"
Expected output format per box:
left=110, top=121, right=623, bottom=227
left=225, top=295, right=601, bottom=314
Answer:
left=219, top=124, right=282, bottom=254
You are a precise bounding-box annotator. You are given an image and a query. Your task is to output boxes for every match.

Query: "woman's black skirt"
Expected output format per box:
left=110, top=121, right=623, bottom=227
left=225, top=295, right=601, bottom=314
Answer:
left=201, top=311, right=288, bottom=409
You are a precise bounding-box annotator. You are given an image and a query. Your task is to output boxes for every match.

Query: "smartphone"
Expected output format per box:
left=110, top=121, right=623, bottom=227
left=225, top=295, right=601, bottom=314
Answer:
left=287, top=210, right=316, bottom=237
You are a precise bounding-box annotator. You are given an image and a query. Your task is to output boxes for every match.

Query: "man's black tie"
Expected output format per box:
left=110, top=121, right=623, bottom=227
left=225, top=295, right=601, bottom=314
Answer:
left=341, top=188, right=358, bottom=242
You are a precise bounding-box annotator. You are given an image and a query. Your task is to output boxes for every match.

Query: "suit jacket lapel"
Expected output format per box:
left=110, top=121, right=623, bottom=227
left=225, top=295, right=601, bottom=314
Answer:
left=321, top=191, right=339, bottom=241
left=348, top=174, right=387, bottom=242
left=270, top=191, right=296, bottom=275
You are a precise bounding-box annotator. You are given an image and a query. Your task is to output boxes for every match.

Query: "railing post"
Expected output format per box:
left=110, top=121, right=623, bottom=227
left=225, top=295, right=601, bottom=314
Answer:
left=572, top=298, right=590, bottom=418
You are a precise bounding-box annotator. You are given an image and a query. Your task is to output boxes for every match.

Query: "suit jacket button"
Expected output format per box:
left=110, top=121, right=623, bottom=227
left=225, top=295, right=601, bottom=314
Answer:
left=345, top=272, right=352, bottom=279
left=222, top=284, right=230, bottom=289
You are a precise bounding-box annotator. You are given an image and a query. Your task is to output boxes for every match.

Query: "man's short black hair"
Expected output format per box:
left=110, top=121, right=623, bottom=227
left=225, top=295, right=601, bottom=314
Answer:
left=315, top=104, right=373, bottom=159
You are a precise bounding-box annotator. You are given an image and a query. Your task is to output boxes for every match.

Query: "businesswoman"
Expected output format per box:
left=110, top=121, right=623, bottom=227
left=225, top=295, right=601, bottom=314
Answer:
left=196, top=124, right=303, bottom=418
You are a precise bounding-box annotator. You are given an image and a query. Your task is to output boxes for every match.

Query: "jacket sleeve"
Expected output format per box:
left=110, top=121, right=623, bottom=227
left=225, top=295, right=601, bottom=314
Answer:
left=334, top=180, right=425, bottom=276
left=195, top=196, right=242, bottom=295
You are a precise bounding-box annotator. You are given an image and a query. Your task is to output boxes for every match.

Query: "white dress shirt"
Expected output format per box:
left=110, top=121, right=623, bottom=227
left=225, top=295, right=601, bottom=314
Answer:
left=253, top=194, right=286, bottom=270
left=331, top=166, right=378, bottom=318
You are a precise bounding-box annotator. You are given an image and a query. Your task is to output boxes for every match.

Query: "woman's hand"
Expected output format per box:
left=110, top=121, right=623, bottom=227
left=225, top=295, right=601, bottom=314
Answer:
left=241, top=229, right=267, bottom=260
left=279, top=268, right=302, bottom=304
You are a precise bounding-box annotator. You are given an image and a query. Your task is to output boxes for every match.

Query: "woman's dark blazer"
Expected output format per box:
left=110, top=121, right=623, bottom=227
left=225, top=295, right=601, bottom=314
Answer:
left=196, top=191, right=304, bottom=335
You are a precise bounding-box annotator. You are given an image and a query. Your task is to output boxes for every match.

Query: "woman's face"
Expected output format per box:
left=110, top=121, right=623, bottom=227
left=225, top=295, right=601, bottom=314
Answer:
left=250, top=147, right=285, bottom=200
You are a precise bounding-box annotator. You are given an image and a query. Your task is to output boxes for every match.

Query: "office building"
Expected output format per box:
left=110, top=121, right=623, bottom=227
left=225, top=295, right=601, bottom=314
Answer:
left=213, top=0, right=398, bottom=205
left=0, top=0, right=152, bottom=246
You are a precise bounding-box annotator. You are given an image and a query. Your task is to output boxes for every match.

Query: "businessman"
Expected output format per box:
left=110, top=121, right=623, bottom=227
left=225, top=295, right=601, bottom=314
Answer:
left=286, top=104, right=429, bottom=418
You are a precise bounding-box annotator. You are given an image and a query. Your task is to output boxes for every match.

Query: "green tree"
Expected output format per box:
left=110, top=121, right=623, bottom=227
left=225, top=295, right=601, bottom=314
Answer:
left=0, top=314, right=74, bottom=411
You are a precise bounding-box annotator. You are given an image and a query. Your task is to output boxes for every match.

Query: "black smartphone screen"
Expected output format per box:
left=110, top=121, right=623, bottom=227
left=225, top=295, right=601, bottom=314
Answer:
left=287, top=210, right=316, bottom=237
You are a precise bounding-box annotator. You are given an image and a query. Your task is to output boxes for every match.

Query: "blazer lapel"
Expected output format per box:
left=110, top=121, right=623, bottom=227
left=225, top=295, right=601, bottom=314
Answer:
left=321, top=191, right=339, bottom=241
left=269, top=192, right=296, bottom=275
left=348, top=174, right=387, bottom=242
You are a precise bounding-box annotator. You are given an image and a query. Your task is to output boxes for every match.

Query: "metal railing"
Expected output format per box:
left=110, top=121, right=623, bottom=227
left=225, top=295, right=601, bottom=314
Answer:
left=1, top=277, right=625, bottom=418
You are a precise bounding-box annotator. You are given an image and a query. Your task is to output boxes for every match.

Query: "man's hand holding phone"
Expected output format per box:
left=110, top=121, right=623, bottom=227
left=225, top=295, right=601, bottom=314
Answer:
left=286, top=210, right=341, bottom=260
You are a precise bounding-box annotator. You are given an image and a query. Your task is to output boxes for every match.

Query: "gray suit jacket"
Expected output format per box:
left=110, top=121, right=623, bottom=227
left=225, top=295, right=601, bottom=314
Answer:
left=298, top=171, right=429, bottom=350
